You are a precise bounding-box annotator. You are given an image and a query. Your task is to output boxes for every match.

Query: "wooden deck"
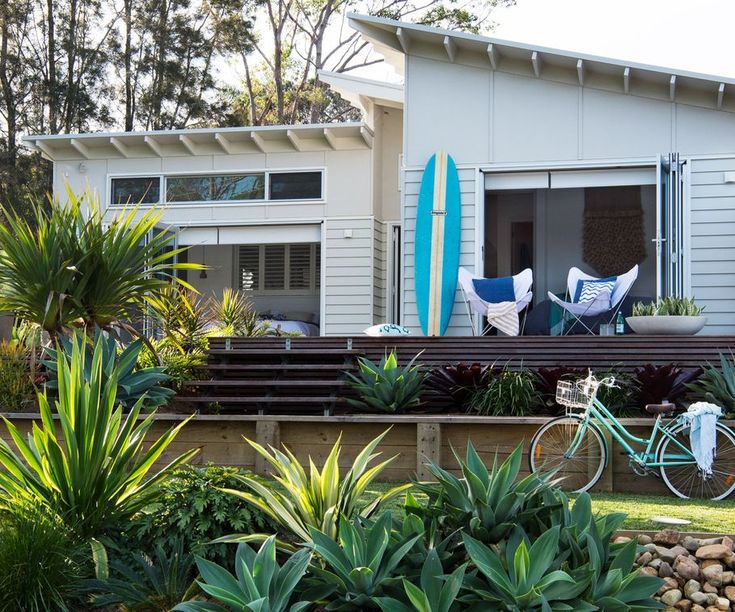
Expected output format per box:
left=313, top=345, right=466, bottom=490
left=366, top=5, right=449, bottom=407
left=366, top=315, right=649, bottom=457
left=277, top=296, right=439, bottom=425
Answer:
left=176, top=335, right=735, bottom=415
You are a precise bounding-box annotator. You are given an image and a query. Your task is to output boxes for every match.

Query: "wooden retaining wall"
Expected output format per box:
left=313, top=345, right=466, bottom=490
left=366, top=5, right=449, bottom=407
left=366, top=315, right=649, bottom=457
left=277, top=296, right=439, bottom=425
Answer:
left=5, top=413, right=728, bottom=495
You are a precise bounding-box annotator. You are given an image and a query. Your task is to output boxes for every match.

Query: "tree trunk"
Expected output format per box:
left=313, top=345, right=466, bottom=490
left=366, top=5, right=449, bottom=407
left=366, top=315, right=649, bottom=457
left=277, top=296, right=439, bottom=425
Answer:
left=46, top=0, right=57, bottom=133
left=124, top=0, right=133, bottom=130
left=0, top=2, right=17, bottom=167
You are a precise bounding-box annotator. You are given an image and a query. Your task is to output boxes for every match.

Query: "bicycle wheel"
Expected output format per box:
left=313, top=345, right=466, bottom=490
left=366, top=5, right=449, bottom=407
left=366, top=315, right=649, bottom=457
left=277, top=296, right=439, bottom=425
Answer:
left=658, top=423, right=735, bottom=500
left=529, top=416, right=606, bottom=493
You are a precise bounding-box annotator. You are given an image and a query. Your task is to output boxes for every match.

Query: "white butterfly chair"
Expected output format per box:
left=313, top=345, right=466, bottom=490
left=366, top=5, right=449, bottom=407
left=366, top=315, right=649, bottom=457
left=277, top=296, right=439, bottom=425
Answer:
left=458, top=267, right=533, bottom=336
left=547, top=264, right=639, bottom=335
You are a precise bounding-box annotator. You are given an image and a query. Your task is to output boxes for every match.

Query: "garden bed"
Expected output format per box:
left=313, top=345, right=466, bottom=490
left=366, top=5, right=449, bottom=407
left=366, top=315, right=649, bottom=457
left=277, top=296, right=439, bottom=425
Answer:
left=6, top=412, right=731, bottom=495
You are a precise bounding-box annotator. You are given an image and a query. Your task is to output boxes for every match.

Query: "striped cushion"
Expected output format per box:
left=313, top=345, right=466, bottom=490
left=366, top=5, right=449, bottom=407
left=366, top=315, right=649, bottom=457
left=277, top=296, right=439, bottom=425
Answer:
left=574, top=278, right=616, bottom=304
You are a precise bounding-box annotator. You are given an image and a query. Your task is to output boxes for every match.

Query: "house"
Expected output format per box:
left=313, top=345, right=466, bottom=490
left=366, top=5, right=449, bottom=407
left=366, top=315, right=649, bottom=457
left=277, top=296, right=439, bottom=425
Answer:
left=26, top=15, right=735, bottom=335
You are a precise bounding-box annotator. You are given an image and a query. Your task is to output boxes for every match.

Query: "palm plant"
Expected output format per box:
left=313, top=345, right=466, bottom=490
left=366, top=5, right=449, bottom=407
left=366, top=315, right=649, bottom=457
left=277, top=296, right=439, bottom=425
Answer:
left=0, top=332, right=198, bottom=539
left=147, top=285, right=210, bottom=354
left=173, top=536, right=312, bottom=612
left=208, top=288, right=268, bottom=337
left=219, top=429, right=410, bottom=543
left=0, top=188, right=199, bottom=339
left=345, top=351, right=427, bottom=413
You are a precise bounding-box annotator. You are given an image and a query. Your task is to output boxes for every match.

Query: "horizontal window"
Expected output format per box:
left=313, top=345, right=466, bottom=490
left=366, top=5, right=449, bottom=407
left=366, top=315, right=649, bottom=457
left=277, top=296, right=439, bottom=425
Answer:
left=111, top=177, right=160, bottom=205
left=269, top=172, right=322, bottom=200
left=167, top=173, right=265, bottom=203
left=238, top=243, right=320, bottom=293
left=110, top=170, right=323, bottom=206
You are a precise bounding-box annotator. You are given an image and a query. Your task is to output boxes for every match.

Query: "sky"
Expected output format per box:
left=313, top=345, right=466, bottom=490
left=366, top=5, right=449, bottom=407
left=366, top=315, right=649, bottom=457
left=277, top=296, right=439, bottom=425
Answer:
left=355, top=0, right=735, bottom=82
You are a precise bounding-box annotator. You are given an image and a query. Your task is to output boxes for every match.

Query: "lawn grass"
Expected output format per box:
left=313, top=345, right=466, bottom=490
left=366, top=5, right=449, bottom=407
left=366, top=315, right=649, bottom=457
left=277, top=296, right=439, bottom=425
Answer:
left=364, top=483, right=735, bottom=534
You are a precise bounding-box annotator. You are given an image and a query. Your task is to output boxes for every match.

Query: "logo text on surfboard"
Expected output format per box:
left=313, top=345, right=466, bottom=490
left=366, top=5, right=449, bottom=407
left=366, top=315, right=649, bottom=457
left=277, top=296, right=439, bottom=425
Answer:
left=431, top=209, right=447, bottom=216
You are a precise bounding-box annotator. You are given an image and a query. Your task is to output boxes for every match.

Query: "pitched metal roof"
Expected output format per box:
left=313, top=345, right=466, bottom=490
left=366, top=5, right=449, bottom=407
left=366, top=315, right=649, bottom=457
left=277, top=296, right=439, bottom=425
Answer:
left=23, top=122, right=374, bottom=161
left=348, top=13, right=735, bottom=111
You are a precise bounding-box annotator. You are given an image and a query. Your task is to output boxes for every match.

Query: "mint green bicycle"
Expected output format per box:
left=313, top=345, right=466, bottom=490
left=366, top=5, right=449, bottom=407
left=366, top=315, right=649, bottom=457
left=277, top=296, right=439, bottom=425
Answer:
left=528, top=372, right=735, bottom=500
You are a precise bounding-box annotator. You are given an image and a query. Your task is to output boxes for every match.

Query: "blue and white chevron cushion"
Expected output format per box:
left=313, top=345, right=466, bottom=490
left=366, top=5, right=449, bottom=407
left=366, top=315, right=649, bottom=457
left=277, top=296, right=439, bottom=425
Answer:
left=574, top=278, right=616, bottom=304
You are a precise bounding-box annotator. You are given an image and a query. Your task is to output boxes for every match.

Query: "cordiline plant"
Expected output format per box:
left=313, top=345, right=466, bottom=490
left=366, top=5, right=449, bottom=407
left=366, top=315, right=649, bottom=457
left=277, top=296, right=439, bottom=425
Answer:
left=0, top=332, right=198, bottom=539
left=220, top=429, right=410, bottom=543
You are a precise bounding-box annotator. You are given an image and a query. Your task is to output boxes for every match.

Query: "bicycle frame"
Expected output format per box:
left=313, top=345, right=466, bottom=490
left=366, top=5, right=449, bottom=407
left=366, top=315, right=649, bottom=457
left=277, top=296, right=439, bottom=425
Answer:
left=566, top=397, right=697, bottom=469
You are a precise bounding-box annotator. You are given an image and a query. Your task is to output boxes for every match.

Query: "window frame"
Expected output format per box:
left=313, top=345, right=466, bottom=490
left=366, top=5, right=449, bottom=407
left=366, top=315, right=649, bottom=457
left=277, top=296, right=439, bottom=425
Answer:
left=235, top=243, right=321, bottom=296
left=106, top=168, right=325, bottom=209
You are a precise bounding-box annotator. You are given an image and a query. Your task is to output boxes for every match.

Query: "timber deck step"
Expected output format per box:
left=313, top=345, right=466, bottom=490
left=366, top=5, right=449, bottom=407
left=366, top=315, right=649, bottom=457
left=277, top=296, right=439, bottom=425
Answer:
left=207, top=349, right=362, bottom=356
left=204, top=363, right=354, bottom=371
left=180, top=396, right=346, bottom=404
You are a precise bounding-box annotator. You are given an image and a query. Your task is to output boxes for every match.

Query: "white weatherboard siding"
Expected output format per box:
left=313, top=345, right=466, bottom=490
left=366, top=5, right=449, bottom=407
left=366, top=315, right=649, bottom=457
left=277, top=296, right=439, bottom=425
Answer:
left=373, top=219, right=387, bottom=323
left=689, top=156, right=735, bottom=334
left=405, top=55, right=735, bottom=167
left=402, top=167, right=477, bottom=335
left=323, top=217, right=375, bottom=335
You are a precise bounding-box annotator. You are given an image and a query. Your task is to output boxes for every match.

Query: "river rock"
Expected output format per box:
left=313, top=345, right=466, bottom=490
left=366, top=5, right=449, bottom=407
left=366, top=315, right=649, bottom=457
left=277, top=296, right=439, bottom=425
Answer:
left=660, top=577, right=681, bottom=594
left=676, top=556, right=702, bottom=581
left=675, top=600, right=692, bottom=612
left=697, top=545, right=732, bottom=561
left=662, top=590, right=684, bottom=606
left=703, top=564, right=723, bottom=586
left=722, top=536, right=734, bottom=551
left=656, top=529, right=683, bottom=546
left=660, top=562, right=675, bottom=578
left=690, top=591, right=708, bottom=605
left=704, top=582, right=719, bottom=594
left=637, top=551, right=653, bottom=565
left=638, top=534, right=653, bottom=545
left=715, top=597, right=730, bottom=610
left=685, top=580, right=702, bottom=598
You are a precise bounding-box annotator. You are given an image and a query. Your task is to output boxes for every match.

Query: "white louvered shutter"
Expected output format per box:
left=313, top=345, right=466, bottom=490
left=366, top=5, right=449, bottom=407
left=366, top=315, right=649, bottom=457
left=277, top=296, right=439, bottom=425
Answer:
left=288, top=244, right=311, bottom=289
left=263, top=245, right=286, bottom=290
left=238, top=245, right=260, bottom=291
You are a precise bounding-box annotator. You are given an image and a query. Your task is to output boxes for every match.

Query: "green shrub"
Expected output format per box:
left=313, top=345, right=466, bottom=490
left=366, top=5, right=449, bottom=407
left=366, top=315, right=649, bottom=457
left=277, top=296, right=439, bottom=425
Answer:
left=174, top=535, right=311, bottom=612
left=127, top=465, right=275, bottom=565
left=138, top=339, right=208, bottom=391
left=0, top=339, right=36, bottom=411
left=221, top=429, right=410, bottom=543
left=467, top=365, right=541, bottom=417
left=0, top=332, right=198, bottom=539
left=534, top=366, right=586, bottom=415
left=687, top=352, right=735, bottom=415
left=594, top=369, right=638, bottom=417
left=345, top=351, right=427, bottom=413
left=44, top=327, right=175, bottom=409
left=0, top=504, right=89, bottom=612
left=148, top=286, right=210, bottom=354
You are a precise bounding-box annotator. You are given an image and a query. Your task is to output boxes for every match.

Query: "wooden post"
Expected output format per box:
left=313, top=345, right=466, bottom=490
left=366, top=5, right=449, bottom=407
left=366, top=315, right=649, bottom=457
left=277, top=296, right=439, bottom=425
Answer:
left=596, top=429, right=614, bottom=492
left=417, top=422, right=441, bottom=481
left=255, top=420, right=280, bottom=476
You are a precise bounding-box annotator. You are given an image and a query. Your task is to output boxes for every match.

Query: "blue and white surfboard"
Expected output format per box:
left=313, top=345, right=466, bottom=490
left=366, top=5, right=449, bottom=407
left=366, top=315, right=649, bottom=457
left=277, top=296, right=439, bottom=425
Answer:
left=414, top=152, right=461, bottom=336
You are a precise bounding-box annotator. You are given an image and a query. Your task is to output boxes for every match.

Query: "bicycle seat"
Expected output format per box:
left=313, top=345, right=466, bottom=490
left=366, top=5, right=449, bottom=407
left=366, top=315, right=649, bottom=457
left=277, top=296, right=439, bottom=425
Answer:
left=645, top=402, right=676, bottom=415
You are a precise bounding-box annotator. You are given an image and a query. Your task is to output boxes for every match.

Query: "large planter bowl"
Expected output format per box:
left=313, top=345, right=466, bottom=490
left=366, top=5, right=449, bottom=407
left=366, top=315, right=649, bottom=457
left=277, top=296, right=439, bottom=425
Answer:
left=626, top=315, right=707, bottom=335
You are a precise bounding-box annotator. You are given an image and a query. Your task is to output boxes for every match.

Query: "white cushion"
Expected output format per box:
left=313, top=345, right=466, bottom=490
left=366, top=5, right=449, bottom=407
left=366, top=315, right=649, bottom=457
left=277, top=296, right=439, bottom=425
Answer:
left=363, top=323, right=411, bottom=336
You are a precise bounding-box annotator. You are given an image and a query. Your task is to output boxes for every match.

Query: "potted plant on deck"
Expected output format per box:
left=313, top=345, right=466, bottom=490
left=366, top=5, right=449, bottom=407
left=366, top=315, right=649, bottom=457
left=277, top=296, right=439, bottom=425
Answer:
left=626, top=296, right=706, bottom=335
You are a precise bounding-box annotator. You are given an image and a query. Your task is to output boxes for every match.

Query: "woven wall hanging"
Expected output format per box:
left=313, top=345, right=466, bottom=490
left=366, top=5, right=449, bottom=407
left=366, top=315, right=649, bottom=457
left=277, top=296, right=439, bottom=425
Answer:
left=582, top=186, right=647, bottom=277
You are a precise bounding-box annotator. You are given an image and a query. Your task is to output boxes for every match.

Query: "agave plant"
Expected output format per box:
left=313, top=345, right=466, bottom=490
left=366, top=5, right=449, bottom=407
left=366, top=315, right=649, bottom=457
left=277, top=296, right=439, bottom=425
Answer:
left=208, top=288, right=268, bottom=337
left=303, top=513, right=421, bottom=610
left=374, top=548, right=467, bottom=612
left=345, top=351, right=427, bottom=413
left=687, top=352, right=735, bottom=414
left=460, top=527, right=589, bottom=610
left=0, top=188, right=199, bottom=339
left=44, top=327, right=174, bottom=409
left=0, top=331, right=198, bottom=538
left=219, top=429, right=410, bottom=543
left=84, top=541, right=197, bottom=611
left=414, top=443, right=560, bottom=544
left=173, top=536, right=311, bottom=612
left=632, top=296, right=704, bottom=317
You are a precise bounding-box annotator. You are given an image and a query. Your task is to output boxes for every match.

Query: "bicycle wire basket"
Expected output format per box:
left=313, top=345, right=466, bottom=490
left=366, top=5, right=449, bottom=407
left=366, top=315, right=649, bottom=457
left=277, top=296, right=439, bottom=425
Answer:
left=556, top=378, right=600, bottom=410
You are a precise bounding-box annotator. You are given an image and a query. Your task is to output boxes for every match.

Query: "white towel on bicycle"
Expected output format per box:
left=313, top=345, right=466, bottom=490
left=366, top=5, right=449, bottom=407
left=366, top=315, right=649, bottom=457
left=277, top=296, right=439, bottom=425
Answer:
left=681, top=402, right=723, bottom=477
left=486, top=301, right=519, bottom=336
